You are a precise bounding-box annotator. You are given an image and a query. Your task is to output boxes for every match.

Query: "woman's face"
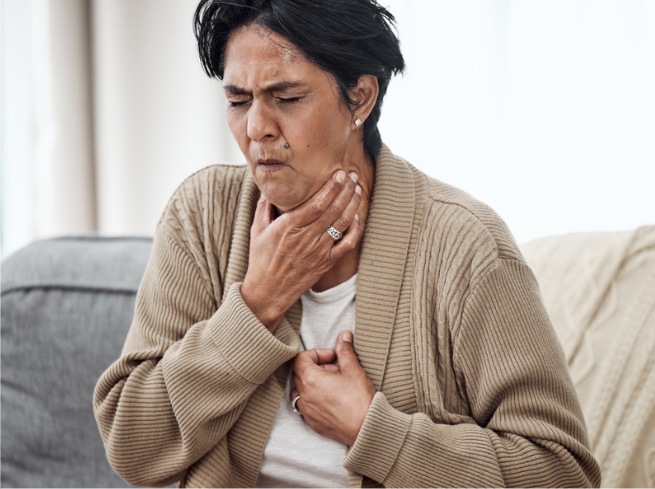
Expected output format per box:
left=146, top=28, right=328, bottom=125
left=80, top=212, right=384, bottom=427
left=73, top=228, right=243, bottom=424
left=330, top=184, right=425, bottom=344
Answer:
left=222, top=23, right=357, bottom=212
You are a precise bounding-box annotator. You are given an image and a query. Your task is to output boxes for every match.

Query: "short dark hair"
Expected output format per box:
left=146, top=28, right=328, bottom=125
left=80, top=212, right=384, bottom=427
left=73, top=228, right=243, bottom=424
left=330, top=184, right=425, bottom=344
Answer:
left=193, top=0, right=405, bottom=159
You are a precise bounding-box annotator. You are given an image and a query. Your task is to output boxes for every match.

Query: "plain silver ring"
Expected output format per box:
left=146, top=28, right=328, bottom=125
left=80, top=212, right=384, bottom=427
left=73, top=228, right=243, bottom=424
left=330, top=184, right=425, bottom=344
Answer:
left=327, top=226, right=343, bottom=241
left=291, top=395, right=301, bottom=414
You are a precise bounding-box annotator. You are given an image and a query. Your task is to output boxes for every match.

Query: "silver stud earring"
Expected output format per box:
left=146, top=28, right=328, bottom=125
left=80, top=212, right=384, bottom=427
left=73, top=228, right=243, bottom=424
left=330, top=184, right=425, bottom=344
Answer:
left=355, top=119, right=362, bottom=127
left=284, top=142, right=290, bottom=149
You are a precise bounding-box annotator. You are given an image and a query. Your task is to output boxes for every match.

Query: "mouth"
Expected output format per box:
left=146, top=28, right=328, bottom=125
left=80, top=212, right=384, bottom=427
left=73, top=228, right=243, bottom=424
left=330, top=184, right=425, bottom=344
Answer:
left=257, top=158, right=287, bottom=173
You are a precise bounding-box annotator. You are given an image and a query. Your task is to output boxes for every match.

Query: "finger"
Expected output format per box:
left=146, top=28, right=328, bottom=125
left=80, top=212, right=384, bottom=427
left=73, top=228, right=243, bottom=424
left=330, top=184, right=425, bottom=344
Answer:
left=251, top=196, right=274, bottom=235
left=334, top=331, right=361, bottom=371
left=291, top=348, right=337, bottom=375
left=320, top=363, right=341, bottom=373
left=285, top=171, right=347, bottom=227
left=328, top=210, right=363, bottom=262
left=291, top=350, right=337, bottom=393
left=313, top=172, right=359, bottom=231
left=327, top=183, right=362, bottom=235
left=292, top=371, right=304, bottom=398
left=292, top=348, right=337, bottom=370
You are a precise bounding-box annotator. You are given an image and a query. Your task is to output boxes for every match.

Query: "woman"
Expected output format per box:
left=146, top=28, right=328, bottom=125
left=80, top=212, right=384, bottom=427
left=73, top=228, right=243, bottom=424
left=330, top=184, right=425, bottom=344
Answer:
left=94, top=0, right=601, bottom=487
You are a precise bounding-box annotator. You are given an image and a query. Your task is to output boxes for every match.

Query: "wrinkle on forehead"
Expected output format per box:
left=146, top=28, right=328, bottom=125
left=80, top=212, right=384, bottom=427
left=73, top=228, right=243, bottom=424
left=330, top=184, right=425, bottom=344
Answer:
left=224, top=23, right=299, bottom=85
left=243, top=22, right=300, bottom=63
left=249, top=24, right=334, bottom=89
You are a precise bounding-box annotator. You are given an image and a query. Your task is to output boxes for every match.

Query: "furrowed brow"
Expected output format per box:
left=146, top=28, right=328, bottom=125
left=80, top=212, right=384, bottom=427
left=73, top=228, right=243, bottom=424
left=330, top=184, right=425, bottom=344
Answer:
left=223, top=85, right=250, bottom=96
left=223, top=81, right=304, bottom=96
left=265, top=81, right=303, bottom=92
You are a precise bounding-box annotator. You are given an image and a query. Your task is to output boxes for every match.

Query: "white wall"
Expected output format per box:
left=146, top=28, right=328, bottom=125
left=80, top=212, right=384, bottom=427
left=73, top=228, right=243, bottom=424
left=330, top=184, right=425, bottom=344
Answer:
left=2, top=0, right=37, bottom=257
left=2, top=0, right=654, bottom=258
left=378, top=0, right=655, bottom=244
left=90, top=0, right=241, bottom=236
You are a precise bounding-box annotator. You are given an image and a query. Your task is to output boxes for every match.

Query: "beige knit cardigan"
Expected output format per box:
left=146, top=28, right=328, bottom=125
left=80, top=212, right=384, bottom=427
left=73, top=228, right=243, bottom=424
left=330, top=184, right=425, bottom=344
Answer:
left=94, top=146, right=601, bottom=488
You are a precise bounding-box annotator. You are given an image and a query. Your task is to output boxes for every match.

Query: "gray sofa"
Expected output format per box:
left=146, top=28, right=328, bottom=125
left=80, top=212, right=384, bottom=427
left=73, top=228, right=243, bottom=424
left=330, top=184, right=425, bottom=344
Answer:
left=1, top=237, right=153, bottom=488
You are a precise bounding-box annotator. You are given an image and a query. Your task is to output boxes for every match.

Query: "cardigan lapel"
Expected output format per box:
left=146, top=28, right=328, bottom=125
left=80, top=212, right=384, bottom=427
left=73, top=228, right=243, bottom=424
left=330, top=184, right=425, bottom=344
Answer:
left=356, top=145, right=416, bottom=390
left=222, top=168, right=259, bottom=302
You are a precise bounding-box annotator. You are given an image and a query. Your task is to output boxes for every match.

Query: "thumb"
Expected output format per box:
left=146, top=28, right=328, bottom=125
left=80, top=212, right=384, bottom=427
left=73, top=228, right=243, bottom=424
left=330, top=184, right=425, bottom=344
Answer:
left=335, top=331, right=360, bottom=371
left=251, top=195, right=273, bottom=235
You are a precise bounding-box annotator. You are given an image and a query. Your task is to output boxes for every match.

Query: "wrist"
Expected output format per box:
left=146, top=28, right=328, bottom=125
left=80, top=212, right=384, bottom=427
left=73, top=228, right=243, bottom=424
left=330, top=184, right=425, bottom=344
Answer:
left=348, top=388, right=376, bottom=446
left=240, top=281, right=285, bottom=332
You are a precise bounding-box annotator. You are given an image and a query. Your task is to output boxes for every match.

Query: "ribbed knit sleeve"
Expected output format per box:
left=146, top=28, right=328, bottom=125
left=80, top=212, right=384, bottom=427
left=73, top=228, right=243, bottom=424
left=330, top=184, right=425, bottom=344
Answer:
left=93, top=182, right=299, bottom=487
left=344, top=258, right=601, bottom=487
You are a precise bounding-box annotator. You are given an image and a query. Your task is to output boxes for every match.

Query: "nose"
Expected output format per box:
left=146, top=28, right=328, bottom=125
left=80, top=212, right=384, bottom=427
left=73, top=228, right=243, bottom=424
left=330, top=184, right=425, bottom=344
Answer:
left=247, top=99, right=278, bottom=142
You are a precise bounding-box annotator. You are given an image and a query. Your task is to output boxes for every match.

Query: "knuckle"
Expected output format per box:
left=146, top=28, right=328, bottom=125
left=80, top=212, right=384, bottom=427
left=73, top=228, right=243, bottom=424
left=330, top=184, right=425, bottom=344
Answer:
left=282, top=214, right=302, bottom=231
left=308, top=200, right=324, bottom=216
left=338, top=233, right=357, bottom=248
left=277, top=213, right=290, bottom=225
left=303, top=372, right=318, bottom=390
left=328, top=201, right=345, bottom=217
left=292, top=356, right=306, bottom=370
left=332, top=215, right=349, bottom=230
left=345, top=236, right=359, bottom=249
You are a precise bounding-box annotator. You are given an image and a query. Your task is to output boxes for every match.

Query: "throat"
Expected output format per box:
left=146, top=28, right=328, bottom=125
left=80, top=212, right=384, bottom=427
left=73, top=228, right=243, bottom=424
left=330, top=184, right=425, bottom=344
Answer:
left=311, top=247, right=360, bottom=292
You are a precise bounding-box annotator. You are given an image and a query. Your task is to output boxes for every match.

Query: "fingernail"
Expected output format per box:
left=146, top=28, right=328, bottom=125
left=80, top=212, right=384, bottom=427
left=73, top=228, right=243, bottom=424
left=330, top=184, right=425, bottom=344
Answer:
left=355, top=212, right=360, bottom=221
left=335, top=171, right=346, bottom=183
left=258, top=195, right=265, bottom=203
left=342, top=331, right=352, bottom=343
left=349, top=172, right=358, bottom=183
left=355, top=185, right=362, bottom=195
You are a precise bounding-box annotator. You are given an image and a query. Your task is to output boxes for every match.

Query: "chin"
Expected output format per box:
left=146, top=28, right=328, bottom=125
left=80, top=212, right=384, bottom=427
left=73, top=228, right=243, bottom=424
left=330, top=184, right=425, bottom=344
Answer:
left=261, top=190, right=302, bottom=214
left=259, top=180, right=315, bottom=214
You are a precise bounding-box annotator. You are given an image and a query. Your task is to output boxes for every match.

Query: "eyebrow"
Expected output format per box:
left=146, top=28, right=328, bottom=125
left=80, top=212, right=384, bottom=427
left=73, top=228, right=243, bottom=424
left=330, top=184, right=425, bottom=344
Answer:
left=223, top=81, right=304, bottom=95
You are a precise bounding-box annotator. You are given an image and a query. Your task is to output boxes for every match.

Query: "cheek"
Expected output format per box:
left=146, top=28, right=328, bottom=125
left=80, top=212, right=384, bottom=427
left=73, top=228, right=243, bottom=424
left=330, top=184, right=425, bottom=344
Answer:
left=226, top=111, right=248, bottom=149
left=289, top=106, right=350, bottom=154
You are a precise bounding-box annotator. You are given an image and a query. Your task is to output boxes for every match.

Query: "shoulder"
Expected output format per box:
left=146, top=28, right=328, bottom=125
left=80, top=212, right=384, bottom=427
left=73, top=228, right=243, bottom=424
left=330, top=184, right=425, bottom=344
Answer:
left=374, top=146, right=523, bottom=280
left=427, top=174, right=519, bottom=256
left=404, top=165, right=546, bottom=347
left=153, top=164, right=252, bottom=274
left=158, top=164, right=249, bottom=231
left=410, top=166, right=524, bottom=289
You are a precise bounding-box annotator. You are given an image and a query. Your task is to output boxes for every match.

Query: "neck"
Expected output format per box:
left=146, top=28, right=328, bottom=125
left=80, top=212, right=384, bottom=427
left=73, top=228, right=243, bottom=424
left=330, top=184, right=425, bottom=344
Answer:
left=311, top=148, right=375, bottom=292
left=311, top=243, right=362, bottom=292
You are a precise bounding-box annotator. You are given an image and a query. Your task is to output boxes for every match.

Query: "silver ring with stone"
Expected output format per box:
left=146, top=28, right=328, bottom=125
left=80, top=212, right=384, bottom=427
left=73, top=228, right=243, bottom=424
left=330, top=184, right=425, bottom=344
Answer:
left=327, top=226, right=343, bottom=241
left=291, top=395, right=301, bottom=414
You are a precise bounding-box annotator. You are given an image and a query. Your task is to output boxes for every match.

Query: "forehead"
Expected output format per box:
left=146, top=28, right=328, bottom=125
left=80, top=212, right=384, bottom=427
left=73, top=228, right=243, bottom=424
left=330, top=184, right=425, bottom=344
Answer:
left=223, top=23, right=325, bottom=88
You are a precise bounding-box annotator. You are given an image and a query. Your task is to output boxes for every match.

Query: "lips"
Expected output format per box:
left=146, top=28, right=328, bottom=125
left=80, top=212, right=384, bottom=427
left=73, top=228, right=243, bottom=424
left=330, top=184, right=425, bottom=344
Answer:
left=257, top=158, right=287, bottom=173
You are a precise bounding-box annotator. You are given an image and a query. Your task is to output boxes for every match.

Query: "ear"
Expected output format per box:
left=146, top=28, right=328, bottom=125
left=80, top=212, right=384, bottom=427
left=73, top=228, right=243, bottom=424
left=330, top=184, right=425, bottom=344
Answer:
left=350, top=75, right=379, bottom=129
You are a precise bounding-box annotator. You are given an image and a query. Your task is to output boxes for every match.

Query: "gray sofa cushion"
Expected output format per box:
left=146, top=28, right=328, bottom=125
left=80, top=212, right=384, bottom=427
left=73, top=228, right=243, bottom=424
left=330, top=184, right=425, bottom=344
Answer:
left=1, top=236, right=152, bottom=488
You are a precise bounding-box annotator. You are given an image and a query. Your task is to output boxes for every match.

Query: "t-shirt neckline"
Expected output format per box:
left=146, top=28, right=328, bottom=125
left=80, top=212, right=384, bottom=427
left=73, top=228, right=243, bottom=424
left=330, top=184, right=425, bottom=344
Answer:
left=303, top=273, right=358, bottom=304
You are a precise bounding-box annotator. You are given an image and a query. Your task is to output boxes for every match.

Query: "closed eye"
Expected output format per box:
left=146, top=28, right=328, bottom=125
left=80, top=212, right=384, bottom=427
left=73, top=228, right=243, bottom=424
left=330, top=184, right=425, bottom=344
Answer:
left=278, top=97, right=301, bottom=104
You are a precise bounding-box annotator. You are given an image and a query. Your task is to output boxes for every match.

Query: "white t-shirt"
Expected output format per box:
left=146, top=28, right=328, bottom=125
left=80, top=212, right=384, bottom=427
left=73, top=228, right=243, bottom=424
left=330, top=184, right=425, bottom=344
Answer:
left=255, top=274, right=358, bottom=488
